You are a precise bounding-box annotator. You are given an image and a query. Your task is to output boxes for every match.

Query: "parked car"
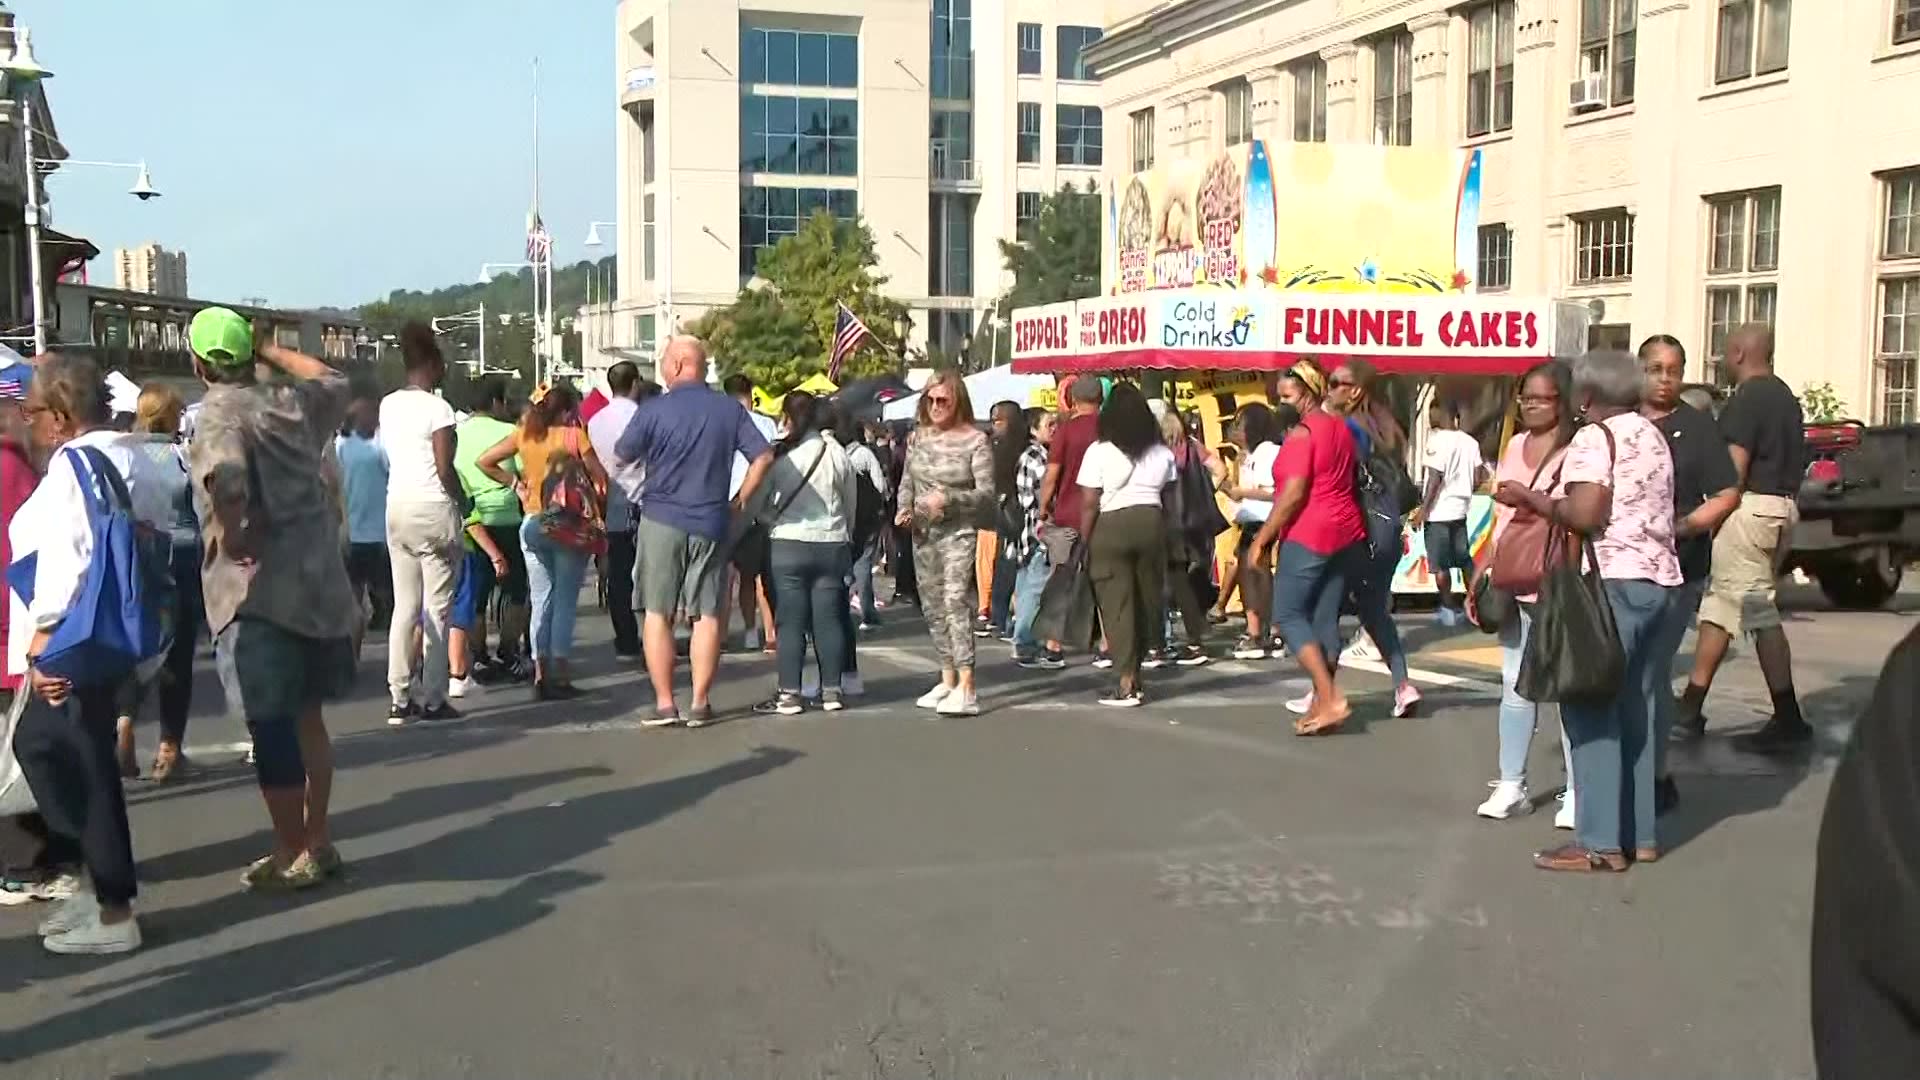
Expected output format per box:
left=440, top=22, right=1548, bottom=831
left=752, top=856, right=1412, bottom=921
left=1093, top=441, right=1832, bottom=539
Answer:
left=1789, top=420, right=1920, bottom=609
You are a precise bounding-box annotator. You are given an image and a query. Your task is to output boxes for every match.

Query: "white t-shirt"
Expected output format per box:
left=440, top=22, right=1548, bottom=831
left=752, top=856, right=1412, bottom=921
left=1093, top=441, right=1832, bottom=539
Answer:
left=378, top=387, right=459, bottom=506
left=1423, top=428, right=1485, bottom=523
left=1233, top=440, right=1280, bottom=524
left=729, top=408, right=780, bottom=499
left=1075, top=440, right=1176, bottom=514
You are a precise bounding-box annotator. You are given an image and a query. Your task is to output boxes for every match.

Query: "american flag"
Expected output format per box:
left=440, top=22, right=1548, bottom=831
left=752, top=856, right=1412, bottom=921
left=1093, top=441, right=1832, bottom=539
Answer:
left=827, top=302, right=875, bottom=382
left=0, top=362, right=28, bottom=401
left=525, top=209, right=552, bottom=263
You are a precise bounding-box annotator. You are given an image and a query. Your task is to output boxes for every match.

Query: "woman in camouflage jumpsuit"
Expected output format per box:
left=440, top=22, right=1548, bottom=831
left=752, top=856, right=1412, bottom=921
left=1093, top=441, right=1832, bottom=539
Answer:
left=896, top=370, right=995, bottom=715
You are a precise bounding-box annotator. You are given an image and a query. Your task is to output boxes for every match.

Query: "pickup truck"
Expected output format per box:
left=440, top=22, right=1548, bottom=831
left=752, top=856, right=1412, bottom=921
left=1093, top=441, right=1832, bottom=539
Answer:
left=1789, top=421, right=1920, bottom=609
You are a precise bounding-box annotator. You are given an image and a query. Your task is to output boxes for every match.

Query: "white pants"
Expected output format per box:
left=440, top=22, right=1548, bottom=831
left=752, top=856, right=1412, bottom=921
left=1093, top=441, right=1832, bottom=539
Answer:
left=387, top=500, right=462, bottom=708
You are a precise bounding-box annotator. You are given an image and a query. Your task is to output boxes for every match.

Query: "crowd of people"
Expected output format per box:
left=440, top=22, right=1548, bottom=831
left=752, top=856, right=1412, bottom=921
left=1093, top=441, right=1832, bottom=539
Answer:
left=0, top=307, right=1821, bottom=956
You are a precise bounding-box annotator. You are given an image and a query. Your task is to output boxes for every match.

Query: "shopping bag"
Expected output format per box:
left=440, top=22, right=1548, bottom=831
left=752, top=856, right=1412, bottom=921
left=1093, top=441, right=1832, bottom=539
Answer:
left=0, top=691, right=37, bottom=817
left=1516, top=529, right=1623, bottom=704
left=1030, top=542, right=1097, bottom=651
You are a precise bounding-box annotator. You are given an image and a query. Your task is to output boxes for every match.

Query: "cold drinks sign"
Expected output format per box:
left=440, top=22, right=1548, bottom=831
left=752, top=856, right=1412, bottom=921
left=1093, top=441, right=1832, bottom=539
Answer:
left=1009, top=291, right=1580, bottom=375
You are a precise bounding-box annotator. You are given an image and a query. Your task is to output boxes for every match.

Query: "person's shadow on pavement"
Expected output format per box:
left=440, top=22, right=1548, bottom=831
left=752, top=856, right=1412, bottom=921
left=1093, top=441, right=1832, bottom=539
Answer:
left=0, top=746, right=802, bottom=1065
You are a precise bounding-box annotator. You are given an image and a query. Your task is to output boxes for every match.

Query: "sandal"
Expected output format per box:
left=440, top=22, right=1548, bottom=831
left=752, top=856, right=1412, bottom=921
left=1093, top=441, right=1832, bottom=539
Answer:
left=1293, top=698, right=1351, bottom=737
left=242, top=852, right=327, bottom=892
left=149, top=747, right=191, bottom=784
left=311, top=845, right=345, bottom=878
left=1533, top=843, right=1629, bottom=873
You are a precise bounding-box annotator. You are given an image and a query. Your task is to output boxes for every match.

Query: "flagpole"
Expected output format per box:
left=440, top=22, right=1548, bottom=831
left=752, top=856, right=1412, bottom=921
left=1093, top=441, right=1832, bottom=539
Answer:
left=531, top=55, right=547, bottom=386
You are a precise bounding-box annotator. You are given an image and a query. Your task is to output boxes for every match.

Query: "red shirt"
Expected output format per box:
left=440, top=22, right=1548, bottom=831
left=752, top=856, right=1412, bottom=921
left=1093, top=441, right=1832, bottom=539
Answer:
left=1047, top=411, right=1100, bottom=530
left=1273, top=410, right=1366, bottom=554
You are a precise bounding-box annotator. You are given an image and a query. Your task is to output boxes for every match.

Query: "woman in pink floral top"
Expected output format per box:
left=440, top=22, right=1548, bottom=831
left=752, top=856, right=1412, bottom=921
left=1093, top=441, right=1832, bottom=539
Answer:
left=1494, top=350, right=1679, bottom=874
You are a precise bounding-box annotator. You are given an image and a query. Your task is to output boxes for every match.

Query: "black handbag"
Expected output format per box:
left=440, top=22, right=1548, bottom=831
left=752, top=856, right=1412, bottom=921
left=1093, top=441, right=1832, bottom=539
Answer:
left=1030, top=540, right=1098, bottom=651
left=1515, top=528, right=1623, bottom=704
left=1468, top=565, right=1514, bottom=635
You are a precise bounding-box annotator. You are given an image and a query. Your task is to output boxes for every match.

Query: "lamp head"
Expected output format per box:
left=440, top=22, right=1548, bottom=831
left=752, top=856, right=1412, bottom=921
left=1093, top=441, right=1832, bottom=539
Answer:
left=584, top=223, right=604, bottom=248
left=2, top=29, right=53, bottom=81
left=129, top=163, right=160, bottom=201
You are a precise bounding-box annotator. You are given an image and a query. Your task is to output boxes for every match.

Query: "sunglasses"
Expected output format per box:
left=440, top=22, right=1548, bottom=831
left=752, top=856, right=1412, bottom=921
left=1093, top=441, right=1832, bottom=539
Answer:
left=926, top=395, right=956, bottom=406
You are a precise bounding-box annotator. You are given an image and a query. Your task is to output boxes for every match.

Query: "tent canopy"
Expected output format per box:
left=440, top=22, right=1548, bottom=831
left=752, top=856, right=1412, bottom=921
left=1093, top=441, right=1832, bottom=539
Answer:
left=883, top=364, right=1057, bottom=421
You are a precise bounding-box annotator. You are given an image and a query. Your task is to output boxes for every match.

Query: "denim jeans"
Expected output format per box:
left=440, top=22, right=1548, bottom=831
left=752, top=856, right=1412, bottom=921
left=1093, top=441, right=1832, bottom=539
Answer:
left=1272, top=541, right=1367, bottom=662
left=772, top=539, right=852, bottom=691
left=988, top=545, right=1019, bottom=630
left=1353, top=515, right=1411, bottom=684
left=1647, top=577, right=1706, bottom=776
left=850, top=537, right=879, bottom=624
left=521, top=516, right=588, bottom=663
left=1561, top=578, right=1675, bottom=854
left=1497, top=602, right=1537, bottom=783
left=1010, top=547, right=1050, bottom=654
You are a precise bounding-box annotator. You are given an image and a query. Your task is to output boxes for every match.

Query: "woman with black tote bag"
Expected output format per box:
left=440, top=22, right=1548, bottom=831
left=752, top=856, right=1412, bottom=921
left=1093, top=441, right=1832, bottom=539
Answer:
left=1492, top=350, right=1679, bottom=873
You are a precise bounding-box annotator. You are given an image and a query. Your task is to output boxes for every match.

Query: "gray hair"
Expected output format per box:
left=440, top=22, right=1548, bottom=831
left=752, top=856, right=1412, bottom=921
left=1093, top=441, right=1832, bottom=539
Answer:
left=1571, top=349, right=1645, bottom=410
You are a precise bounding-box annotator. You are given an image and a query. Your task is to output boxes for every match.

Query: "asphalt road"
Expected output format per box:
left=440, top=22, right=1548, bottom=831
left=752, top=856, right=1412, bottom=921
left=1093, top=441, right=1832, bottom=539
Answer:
left=0, top=582, right=1907, bottom=1079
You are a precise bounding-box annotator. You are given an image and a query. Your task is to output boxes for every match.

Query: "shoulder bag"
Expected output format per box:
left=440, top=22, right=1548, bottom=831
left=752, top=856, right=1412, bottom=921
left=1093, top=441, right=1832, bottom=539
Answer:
left=1488, top=447, right=1568, bottom=594
left=1515, top=526, right=1624, bottom=704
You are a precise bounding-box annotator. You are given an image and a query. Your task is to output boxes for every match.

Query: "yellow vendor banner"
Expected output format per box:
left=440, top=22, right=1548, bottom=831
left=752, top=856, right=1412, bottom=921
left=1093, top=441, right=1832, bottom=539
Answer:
left=1104, top=141, right=1483, bottom=297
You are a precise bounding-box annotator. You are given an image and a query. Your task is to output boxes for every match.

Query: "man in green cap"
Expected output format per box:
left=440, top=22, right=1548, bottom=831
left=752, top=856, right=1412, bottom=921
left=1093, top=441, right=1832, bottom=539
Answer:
left=187, top=306, right=357, bottom=891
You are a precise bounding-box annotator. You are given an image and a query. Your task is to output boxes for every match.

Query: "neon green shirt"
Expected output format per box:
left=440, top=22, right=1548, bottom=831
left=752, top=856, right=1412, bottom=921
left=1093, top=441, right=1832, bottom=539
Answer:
left=454, top=415, right=521, bottom=528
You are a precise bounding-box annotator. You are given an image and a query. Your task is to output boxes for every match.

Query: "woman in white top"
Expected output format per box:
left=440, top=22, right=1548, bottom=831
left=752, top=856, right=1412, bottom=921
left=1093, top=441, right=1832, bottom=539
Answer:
left=5, top=354, right=165, bottom=955
left=751, top=391, right=857, bottom=716
left=1074, top=382, right=1179, bottom=707
left=1217, top=401, right=1292, bottom=659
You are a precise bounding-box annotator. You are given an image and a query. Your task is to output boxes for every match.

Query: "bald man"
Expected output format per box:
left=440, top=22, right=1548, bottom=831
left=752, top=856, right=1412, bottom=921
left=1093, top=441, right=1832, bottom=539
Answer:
left=1675, top=323, right=1810, bottom=753
left=615, top=336, right=775, bottom=726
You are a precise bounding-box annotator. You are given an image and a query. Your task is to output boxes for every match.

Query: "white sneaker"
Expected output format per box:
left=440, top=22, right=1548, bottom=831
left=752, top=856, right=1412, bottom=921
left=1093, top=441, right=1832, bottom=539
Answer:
left=742, top=628, right=761, bottom=652
left=38, top=885, right=97, bottom=938
left=447, top=676, right=479, bottom=699
left=1341, top=632, right=1382, bottom=663
left=841, top=672, right=865, bottom=697
left=1285, top=691, right=1315, bottom=715
left=915, top=684, right=954, bottom=709
left=800, top=669, right=822, bottom=699
left=1476, top=780, right=1533, bottom=820
left=935, top=690, right=980, bottom=716
left=42, top=907, right=141, bottom=955
left=1554, top=790, right=1576, bottom=830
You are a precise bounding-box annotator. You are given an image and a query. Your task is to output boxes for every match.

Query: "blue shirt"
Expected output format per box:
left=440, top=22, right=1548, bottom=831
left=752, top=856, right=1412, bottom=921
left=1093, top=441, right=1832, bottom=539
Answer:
left=335, top=433, right=390, bottom=545
left=615, top=381, right=772, bottom=541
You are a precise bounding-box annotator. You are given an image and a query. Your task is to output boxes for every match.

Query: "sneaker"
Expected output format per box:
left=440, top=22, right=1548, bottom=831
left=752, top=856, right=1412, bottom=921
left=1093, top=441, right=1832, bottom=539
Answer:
left=417, top=702, right=464, bottom=722
left=1554, top=790, right=1575, bottom=830
left=742, top=628, right=762, bottom=652
left=1231, top=636, right=1268, bottom=660
left=640, top=707, right=682, bottom=729
left=1286, top=691, right=1315, bottom=715
left=1342, top=633, right=1382, bottom=663
left=1140, top=649, right=1167, bottom=670
left=821, top=688, right=845, bottom=713
left=387, top=701, right=415, bottom=727
left=753, top=692, right=805, bottom=716
left=935, top=690, right=980, bottom=716
left=684, top=703, right=715, bottom=729
left=997, top=630, right=1015, bottom=644
left=38, top=886, right=98, bottom=938
left=1476, top=780, right=1533, bottom=820
left=43, top=908, right=141, bottom=956
left=1435, top=606, right=1463, bottom=628
left=1097, top=686, right=1144, bottom=708
left=858, top=621, right=881, bottom=633
left=447, top=675, right=479, bottom=699
left=972, top=615, right=993, bottom=638
left=915, top=684, right=954, bottom=709
left=1175, top=644, right=1210, bottom=667
left=1091, top=651, right=1114, bottom=670
left=800, top=669, right=822, bottom=700
left=0, top=873, right=52, bottom=906
left=1018, top=650, right=1067, bottom=670
left=1392, top=683, right=1424, bottom=719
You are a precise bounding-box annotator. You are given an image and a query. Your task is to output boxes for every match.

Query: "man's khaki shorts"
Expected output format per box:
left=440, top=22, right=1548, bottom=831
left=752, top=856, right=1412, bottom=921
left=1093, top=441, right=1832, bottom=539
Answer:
left=1699, top=493, right=1797, bottom=637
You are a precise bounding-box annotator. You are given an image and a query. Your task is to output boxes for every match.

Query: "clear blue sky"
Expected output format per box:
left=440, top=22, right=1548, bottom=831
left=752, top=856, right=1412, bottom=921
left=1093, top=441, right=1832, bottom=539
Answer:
left=20, top=0, right=614, bottom=310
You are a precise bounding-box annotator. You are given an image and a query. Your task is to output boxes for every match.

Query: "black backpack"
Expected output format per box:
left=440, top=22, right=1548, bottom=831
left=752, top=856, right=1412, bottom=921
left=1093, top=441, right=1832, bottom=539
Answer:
left=850, top=470, right=886, bottom=552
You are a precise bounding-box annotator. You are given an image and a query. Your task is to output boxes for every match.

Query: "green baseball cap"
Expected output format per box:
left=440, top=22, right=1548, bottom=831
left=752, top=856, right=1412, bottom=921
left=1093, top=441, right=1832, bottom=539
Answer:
left=189, top=306, right=254, bottom=368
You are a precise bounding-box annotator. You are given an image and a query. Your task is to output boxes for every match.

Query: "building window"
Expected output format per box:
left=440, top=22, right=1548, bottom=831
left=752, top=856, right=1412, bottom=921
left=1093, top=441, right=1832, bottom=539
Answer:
left=739, top=186, right=858, bottom=276
left=1017, top=102, right=1042, bottom=164
left=1899, top=0, right=1920, bottom=45
left=643, top=193, right=656, bottom=281
left=1220, top=79, right=1252, bottom=146
left=1467, top=1, right=1516, bottom=137
left=1056, top=104, right=1102, bottom=166
left=1057, top=25, right=1102, bottom=81
left=1879, top=169, right=1920, bottom=422
left=1016, top=191, right=1042, bottom=239
left=741, top=95, right=858, bottom=177
left=929, top=193, right=975, bottom=297
left=741, top=28, right=858, bottom=89
left=1579, top=0, right=1637, bottom=107
left=1130, top=108, right=1154, bottom=171
left=641, top=115, right=655, bottom=183
left=1017, top=22, right=1043, bottom=74
left=1703, top=188, right=1782, bottom=383
left=1477, top=224, right=1512, bottom=291
left=931, top=0, right=972, bottom=100
left=1572, top=208, right=1635, bottom=283
left=1372, top=30, right=1413, bottom=147
left=1715, top=0, right=1791, bottom=83
left=1291, top=57, right=1326, bottom=143
left=635, top=314, right=657, bottom=357
left=931, top=110, right=973, bottom=180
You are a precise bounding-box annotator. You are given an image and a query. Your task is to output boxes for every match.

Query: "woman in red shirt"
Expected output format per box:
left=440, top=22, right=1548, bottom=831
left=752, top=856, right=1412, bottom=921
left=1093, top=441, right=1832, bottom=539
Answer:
left=1247, top=361, right=1368, bottom=735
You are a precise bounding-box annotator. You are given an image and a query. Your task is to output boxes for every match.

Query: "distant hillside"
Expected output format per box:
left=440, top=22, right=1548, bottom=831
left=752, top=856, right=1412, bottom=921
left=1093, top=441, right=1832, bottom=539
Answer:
left=359, top=255, right=617, bottom=335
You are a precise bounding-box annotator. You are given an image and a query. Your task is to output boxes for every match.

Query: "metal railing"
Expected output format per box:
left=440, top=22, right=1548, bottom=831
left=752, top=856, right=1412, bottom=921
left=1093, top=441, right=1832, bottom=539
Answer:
left=929, top=148, right=978, bottom=185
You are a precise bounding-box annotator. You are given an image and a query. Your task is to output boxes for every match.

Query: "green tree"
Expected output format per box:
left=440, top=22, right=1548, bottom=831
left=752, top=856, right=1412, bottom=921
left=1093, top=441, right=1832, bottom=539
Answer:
left=1802, top=382, right=1850, bottom=423
left=998, top=182, right=1101, bottom=313
left=693, top=212, right=909, bottom=393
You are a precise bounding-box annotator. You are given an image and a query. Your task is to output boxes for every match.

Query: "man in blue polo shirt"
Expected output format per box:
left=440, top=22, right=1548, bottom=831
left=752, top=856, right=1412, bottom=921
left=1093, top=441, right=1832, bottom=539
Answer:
left=615, top=336, right=774, bottom=727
